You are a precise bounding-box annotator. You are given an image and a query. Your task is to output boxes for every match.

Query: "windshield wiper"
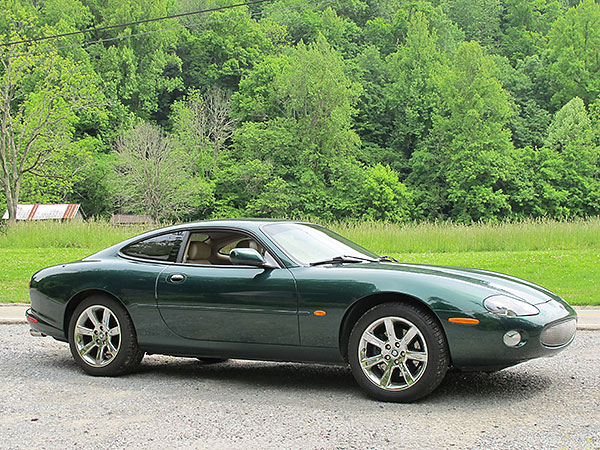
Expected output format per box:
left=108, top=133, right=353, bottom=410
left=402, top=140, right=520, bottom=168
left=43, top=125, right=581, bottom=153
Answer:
left=378, top=255, right=399, bottom=263
left=310, top=255, right=377, bottom=267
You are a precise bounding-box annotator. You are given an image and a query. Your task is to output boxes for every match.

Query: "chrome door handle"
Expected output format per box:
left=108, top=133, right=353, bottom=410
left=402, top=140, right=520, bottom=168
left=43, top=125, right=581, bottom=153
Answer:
left=169, top=274, right=185, bottom=282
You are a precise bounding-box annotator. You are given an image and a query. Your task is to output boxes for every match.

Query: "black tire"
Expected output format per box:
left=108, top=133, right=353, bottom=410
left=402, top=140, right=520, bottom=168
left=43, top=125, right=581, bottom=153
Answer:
left=348, top=302, right=449, bottom=402
left=196, top=357, right=228, bottom=364
left=68, top=295, right=144, bottom=376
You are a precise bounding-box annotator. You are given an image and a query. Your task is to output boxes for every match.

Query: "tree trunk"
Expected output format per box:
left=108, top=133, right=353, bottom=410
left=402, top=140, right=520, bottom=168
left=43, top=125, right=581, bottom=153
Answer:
left=5, top=190, right=17, bottom=224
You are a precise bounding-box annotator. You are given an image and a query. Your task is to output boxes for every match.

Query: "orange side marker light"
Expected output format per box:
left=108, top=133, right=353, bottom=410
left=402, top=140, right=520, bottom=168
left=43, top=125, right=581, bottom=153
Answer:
left=448, top=317, right=479, bottom=325
left=313, top=310, right=327, bottom=316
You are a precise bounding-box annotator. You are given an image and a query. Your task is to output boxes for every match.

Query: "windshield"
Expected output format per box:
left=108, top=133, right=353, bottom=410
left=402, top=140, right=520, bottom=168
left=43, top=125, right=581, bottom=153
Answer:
left=263, top=223, right=379, bottom=265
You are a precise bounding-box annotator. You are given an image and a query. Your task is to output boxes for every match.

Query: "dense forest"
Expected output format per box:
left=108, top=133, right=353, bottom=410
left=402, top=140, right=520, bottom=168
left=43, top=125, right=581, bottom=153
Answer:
left=1, top=0, right=599, bottom=222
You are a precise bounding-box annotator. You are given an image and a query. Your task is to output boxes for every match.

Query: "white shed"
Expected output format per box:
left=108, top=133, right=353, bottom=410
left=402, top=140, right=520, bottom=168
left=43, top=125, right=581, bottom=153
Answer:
left=2, top=204, right=84, bottom=221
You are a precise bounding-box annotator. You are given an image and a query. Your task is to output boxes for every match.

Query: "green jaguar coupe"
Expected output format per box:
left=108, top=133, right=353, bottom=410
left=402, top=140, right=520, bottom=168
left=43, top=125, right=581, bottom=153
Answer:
left=27, top=220, right=577, bottom=402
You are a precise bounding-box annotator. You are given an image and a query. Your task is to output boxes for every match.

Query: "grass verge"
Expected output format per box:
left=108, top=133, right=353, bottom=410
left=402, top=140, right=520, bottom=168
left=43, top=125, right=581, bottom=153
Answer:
left=391, top=249, right=599, bottom=306
left=1, top=218, right=598, bottom=305
left=0, top=247, right=95, bottom=303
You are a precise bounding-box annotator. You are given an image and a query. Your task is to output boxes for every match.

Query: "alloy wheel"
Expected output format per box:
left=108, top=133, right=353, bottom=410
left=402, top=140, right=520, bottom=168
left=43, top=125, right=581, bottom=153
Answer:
left=357, top=316, right=428, bottom=391
left=73, top=305, right=122, bottom=367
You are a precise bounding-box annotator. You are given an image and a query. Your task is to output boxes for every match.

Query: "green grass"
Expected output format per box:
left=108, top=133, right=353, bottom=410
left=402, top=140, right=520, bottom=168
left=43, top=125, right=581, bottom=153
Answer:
left=390, top=249, right=599, bottom=306
left=0, top=220, right=153, bottom=249
left=0, top=248, right=95, bottom=303
left=1, top=218, right=598, bottom=305
left=330, top=217, right=600, bottom=254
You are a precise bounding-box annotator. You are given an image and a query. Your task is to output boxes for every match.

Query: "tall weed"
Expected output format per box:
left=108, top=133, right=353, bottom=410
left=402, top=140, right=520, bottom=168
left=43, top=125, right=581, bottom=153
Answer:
left=1, top=217, right=599, bottom=253
left=329, top=217, right=600, bottom=254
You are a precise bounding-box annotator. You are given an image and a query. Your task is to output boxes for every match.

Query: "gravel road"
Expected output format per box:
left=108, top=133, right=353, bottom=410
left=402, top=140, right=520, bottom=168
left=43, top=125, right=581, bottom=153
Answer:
left=1, top=324, right=598, bottom=450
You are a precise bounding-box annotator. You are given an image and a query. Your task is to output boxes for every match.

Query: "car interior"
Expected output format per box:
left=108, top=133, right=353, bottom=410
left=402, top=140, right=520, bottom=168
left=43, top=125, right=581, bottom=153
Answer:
left=183, top=231, right=272, bottom=266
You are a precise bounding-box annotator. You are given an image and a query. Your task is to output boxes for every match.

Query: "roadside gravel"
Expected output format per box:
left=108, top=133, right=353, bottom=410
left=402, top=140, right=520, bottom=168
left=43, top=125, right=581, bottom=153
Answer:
left=1, top=324, right=598, bottom=450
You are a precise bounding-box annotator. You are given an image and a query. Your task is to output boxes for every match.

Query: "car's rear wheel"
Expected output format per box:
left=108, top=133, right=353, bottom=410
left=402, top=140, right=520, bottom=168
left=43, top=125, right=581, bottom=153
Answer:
left=348, top=303, right=449, bottom=402
left=68, top=296, right=144, bottom=376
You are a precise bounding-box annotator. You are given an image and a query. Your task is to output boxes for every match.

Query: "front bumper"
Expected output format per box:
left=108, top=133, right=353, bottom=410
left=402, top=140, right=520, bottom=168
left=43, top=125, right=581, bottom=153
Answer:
left=439, top=299, right=577, bottom=370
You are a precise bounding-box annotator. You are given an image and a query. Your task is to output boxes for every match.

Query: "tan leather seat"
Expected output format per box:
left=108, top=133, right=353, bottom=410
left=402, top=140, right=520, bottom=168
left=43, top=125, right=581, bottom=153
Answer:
left=235, top=239, right=264, bottom=255
left=186, top=241, right=212, bottom=264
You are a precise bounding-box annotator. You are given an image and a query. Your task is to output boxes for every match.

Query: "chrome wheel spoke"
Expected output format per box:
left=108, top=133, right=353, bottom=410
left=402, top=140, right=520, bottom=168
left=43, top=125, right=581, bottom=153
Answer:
left=401, top=326, right=418, bottom=347
left=361, top=354, right=385, bottom=369
left=379, top=363, right=395, bottom=388
left=87, top=309, right=101, bottom=328
left=107, top=340, right=118, bottom=355
left=406, top=350, right=427, bottom=362
left=76, top=325, right=94, bottom=336
left=101, top=308, right=111, bottom=328
left=96, top=344, right=106, bottom=365
left=363, top=331, right=386, bottom=349
left=75, top=305, right=122, bottom=367
left=79, top=340, right=97, bottom=356
left=384, top=318, right=397, bottom=341
left=400, top=362, right=415, bottom=386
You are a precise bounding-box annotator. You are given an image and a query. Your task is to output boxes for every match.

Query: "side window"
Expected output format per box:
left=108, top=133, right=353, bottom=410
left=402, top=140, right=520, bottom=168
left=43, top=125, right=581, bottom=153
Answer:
left=121, top=232, right=184, bottom=262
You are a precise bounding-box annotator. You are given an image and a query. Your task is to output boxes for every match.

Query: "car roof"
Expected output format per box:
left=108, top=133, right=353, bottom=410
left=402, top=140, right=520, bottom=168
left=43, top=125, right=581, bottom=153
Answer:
left=87, top=219, right=315, bottom=258
left=164, top=218, right=315, bottom=233
left=84, top=218, right=313, bottom=266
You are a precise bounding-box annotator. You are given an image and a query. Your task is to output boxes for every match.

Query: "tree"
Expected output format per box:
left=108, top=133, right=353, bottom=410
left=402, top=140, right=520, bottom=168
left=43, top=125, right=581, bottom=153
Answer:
left=409, top=41, right=515, bottom=221
left=443, top=0, right=502, bottom=50
left=0, top=5, right=100, bottom=222
left=171, top=87, right=235, bottom=178
left=178, top=4, right=272, bottom=92
left=548, top=0, right=600, bottom=108
left=232, top=35, right=363, bottom=219
left=535, top=97, right=600, bottom=216
left=493, top=55, right=551, bottom=149
left=84, top=0, right=184, bottom=122
left=499, top=0, right=562, bottom=62
left=358, top=164, right=413, bottom=222
left=385, top=13, right=444, bottom=166
left=112, top=122, right=212, bottom=221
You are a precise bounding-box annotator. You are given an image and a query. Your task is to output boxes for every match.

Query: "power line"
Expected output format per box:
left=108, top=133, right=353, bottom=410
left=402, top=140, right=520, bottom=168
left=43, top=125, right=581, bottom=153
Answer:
left=1, top=0, right=278, bottom=47
left=9, top=0, right=333, bottom=58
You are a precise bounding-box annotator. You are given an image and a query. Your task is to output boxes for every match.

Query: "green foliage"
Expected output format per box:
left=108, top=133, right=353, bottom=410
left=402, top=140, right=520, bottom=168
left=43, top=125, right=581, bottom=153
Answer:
left=1, top=0, right=599, bottom=225
left=110, top=122, right=213, bottom=221
left=500, top=0, right=562, bottom=61
left=409, top=41, right=514, bottom=222
left=548, top=0, right=600, bottom=108
left=385, top=13, right=444, bottom=163
left=358, top=164, right=413, bottom=221
left=0, top=1, right=103, bottom=221
left=536, top=97, right=600, bottom=216
left=231, top=36, right=363, bottom=220
left=443, top=0, right=503, bottom=49
left=179, top=5, right=273, bottom=92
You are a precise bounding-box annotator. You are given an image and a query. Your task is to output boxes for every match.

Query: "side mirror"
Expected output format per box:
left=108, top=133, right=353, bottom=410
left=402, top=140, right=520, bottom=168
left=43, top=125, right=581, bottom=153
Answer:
left=230, top=248, right=266, bottom=267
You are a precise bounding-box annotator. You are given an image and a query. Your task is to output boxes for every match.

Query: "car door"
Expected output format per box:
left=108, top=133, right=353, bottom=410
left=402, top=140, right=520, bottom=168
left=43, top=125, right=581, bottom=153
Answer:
left=155, top=230, right=300, bottom=345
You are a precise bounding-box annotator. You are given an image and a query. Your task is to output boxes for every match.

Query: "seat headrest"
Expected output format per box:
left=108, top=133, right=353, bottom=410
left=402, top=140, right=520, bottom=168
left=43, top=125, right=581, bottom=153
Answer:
left=235, top=239, right=263, bottom=255
left=188, top=241, right=211, bottom=260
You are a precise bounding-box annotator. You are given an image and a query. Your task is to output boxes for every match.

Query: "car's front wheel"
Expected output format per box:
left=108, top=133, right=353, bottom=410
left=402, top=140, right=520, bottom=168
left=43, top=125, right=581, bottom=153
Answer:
left=68, top=296, right=144, bottom=376
left=348, top=303, right=449, bottom=402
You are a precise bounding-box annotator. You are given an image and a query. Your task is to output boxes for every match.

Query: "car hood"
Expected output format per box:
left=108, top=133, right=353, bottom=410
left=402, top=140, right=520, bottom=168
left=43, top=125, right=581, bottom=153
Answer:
left=346, top=262, right=560, bottom=305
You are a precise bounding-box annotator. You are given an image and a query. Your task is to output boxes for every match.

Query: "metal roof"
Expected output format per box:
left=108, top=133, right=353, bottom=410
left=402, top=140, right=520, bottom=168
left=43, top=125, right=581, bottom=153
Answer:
left=2, top=204, right=82, bottom=220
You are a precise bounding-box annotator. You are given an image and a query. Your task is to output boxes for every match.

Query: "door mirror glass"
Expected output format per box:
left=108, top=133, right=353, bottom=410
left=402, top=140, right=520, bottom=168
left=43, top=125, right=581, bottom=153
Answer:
left=229, top=248, right=265, bottom=266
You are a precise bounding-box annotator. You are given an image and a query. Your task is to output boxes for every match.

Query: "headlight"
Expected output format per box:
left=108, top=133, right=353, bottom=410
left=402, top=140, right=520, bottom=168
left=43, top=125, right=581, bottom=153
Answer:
left=483, top=295, right=539, bottom=317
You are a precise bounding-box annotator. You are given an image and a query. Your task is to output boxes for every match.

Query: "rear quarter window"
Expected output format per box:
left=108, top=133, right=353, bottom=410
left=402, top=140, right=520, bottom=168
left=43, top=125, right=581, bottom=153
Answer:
left=121, top=232, right=184, bottom=262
